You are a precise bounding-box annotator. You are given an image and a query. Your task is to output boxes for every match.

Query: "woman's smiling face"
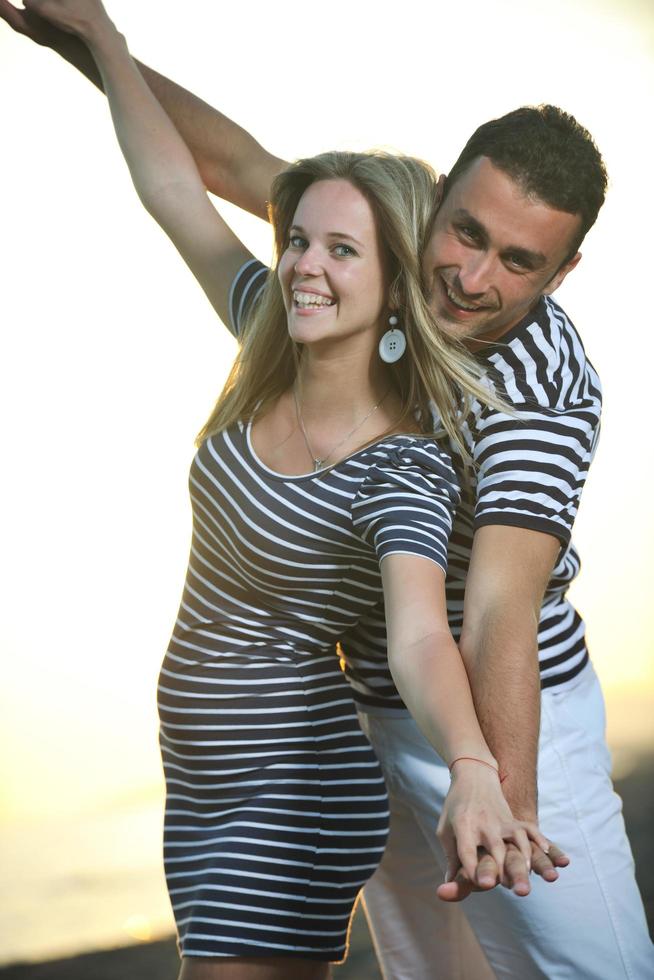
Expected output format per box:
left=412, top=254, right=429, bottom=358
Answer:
left=278, top=178, right=388, bottom=353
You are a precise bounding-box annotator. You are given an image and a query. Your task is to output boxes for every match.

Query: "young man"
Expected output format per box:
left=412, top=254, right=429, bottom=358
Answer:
left=3, top=5, right=652, bottom=976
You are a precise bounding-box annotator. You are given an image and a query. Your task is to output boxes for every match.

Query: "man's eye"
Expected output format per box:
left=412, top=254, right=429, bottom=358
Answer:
left=333, top=244, right=356, bottom=257
left=456, top=224, right=478, bottom=242
left=506, top=254, right=530, bottom=271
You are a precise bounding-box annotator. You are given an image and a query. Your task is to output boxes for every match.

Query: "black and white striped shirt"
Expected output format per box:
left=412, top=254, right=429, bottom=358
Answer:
left=229, top=259, right=602, bottom=709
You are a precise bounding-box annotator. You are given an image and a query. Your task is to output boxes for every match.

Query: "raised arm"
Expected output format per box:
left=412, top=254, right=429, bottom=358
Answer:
left=21, top=0, right=265, bottom=327
left=1, top=0, right=288, bottom=218
left=380, top=553, right=549, bottom=886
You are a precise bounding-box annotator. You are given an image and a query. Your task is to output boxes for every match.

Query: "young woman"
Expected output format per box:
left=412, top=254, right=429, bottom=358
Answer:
left=21, top=1, right=549, bottom=977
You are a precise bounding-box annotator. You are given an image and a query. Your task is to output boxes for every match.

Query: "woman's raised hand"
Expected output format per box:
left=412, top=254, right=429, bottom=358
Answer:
left=22, top=0, right=112, bottom=40
left=437, top=758, right=552, bottom=896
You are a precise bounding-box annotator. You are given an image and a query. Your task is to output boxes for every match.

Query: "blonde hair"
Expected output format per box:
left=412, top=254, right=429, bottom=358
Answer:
left=197, top=150, right=502, bottom=459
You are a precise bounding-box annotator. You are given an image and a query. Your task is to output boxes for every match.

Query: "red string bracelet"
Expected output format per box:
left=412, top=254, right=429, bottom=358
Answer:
left=449, top=756, right=501, bottom=779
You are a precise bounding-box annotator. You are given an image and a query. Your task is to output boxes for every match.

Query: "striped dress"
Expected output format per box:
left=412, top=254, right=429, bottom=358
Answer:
left=157, top=422, right=458, bottom=960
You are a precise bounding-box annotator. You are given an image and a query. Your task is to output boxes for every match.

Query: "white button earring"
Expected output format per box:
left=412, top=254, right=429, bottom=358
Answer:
left=378, top=314, right=406, bottom=364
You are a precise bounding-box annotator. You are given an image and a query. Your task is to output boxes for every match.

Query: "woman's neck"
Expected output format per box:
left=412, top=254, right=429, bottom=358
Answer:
left=294, top=348, right=391, bottom=421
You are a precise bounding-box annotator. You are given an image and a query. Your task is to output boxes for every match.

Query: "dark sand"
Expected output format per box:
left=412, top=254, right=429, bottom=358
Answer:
left=3, top=752, right=652, bottom=979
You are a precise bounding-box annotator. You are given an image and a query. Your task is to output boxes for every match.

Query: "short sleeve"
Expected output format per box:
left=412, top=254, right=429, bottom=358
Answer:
left=473, top=312, right=602, bottom=546
left=228, top=258, right=269, bottom=337
left=352, top=440, right=460, bottom=573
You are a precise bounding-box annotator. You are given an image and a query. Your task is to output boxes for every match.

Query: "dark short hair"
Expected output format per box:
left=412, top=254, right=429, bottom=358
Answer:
left=443, top=105, right=608, bottom=258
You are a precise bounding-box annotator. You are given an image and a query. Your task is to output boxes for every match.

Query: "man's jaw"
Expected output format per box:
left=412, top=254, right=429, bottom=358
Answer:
left=431, top=275, right=497, bottom=330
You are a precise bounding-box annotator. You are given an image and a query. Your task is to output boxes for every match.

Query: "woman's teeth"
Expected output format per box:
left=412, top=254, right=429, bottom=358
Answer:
left=293, top=291, right=335, bottom=308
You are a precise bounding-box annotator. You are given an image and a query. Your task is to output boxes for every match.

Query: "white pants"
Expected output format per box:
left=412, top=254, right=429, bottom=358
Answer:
left=359, top=666, right=654, bottom=979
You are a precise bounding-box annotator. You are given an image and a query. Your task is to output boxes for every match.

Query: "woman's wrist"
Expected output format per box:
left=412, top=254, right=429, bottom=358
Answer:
left=77, top=13, right=123, bottom=53
left=448, top=754, right=501, bottom=780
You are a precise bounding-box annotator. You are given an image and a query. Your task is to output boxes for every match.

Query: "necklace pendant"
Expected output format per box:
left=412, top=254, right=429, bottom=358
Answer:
left=313, top=459, right=324, bottom=472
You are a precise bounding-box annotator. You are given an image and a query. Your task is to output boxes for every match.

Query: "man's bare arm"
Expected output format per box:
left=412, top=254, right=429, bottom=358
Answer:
left=0, top=0, right=288, bottom=217
left=459, top=524, right=560, bottom=821
left=433, top=522, right=572, bottom=903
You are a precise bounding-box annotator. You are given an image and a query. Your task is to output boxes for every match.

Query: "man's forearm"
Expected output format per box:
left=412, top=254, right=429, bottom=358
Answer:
left=46, top=25, right=286, bottom=216
left=460, top=614, right=541, bottom=819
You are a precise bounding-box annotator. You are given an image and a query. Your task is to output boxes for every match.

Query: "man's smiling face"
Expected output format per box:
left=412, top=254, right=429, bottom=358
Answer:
left=422, top=157, right=583, bottom=344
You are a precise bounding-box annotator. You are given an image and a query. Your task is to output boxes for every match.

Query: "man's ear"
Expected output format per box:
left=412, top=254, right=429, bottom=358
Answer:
left=543, top=252, right=582, bottom=295
left=435, top=173, right=446, bottom=209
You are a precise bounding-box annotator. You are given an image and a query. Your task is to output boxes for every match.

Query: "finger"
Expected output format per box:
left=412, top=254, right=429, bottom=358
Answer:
left=506, top=826, right=532, bottom=871
left=474, top=851, right=500, bottom=890
left=502, top=844, right=531, bottom=896
left=457, top=838, right=482, bottom=883
left=530, top=844, right=559, bottom=882
left=484, top=839, right=506, bottom=885
left=437, top=826, right=462, bottom=885
left=436, top=876, right=475, bottom=903
left=546, top=842, right=570, bottom=868
left=0, top=0, right=27, bottom=31
left=521, top=820, right=554, bottom=855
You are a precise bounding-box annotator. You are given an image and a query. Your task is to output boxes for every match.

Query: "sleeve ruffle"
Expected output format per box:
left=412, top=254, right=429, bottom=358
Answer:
left=352, top=439, right=460, bottom=572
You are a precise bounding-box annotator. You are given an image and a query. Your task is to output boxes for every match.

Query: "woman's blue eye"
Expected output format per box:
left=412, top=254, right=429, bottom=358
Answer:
left=289, top=235, right=307, bottom=248
left=334, top=244, right=355, bottom=257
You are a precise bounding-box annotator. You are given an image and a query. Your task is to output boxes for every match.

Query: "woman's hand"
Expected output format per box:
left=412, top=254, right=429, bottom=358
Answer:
left=437, top=760, right=552, bottom=895
left=22, top=0, right=113, bottom=42
left=0, top=0, right=67, bottom=46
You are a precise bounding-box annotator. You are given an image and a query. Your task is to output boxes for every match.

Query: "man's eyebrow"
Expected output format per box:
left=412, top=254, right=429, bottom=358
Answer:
left=502, top=245, right=548, bottom=268
left=451, top=210, right=547, bottom=267
left=452, top=210, right=488, bottom=243
left=290, top=225, right=365, bottom=248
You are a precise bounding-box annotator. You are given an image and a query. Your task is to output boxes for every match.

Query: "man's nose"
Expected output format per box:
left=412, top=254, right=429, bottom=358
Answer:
left=458, top=252, right=494, bottom=297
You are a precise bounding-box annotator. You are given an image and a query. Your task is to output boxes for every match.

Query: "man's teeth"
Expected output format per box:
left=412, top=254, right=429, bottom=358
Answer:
left=293, top=291, right=335, bottom=308
left=446, top=284, right=481, bottom=311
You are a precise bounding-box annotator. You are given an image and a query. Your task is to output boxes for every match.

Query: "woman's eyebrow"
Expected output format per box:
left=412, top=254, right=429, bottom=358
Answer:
left=290, top=224, right=365, bottom=248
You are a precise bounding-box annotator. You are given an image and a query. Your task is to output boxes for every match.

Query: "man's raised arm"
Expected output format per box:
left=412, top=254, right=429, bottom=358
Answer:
left=1, top=0, right=288, bottom=218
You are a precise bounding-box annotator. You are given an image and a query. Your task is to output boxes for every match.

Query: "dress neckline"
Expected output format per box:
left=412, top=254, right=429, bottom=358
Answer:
left=243, top=420, right=419, bottom=483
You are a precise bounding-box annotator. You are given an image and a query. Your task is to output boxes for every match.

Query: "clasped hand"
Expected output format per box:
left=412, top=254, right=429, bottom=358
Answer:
left=16, top=0, right=111, bottom=41
left=437, top=764, right=569, bottom=901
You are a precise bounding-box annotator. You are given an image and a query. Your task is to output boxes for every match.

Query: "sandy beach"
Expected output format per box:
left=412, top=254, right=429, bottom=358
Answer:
left=1, top=752, right=651, bottom=980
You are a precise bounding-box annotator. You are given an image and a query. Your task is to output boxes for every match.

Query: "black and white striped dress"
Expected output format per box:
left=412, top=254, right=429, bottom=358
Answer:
left=157, top=422, right=458, bottom=960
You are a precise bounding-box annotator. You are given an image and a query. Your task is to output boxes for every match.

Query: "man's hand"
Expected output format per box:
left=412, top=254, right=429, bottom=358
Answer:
left=19, top=0, right=113, bottom=40
left=1, top=0, right=284, bottom=212
left=0, top=0, right=103, bottom=86
left=0, top=0, right=67, bottom=45
left=436, top=840, right=570, bottom=902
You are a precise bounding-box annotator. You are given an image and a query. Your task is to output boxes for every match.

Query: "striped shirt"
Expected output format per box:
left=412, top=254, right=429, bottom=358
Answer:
left=229, top=259, right=602, bottom=709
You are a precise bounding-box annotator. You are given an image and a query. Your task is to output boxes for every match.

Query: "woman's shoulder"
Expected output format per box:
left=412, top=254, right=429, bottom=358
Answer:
left=366, top=432, right=456, bottom=472
left=359, top=433, right=460, bottom=503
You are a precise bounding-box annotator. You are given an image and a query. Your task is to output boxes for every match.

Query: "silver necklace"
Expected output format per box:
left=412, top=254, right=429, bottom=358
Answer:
left=293, top=386, right=389, bottom=472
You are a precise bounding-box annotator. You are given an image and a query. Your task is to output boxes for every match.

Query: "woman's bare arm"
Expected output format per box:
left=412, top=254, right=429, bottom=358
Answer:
left=0, top=0, right=287, bottom=217
left=18, top=0, right=270, bottom=327
left=381, top=553, right=549, bottom=887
